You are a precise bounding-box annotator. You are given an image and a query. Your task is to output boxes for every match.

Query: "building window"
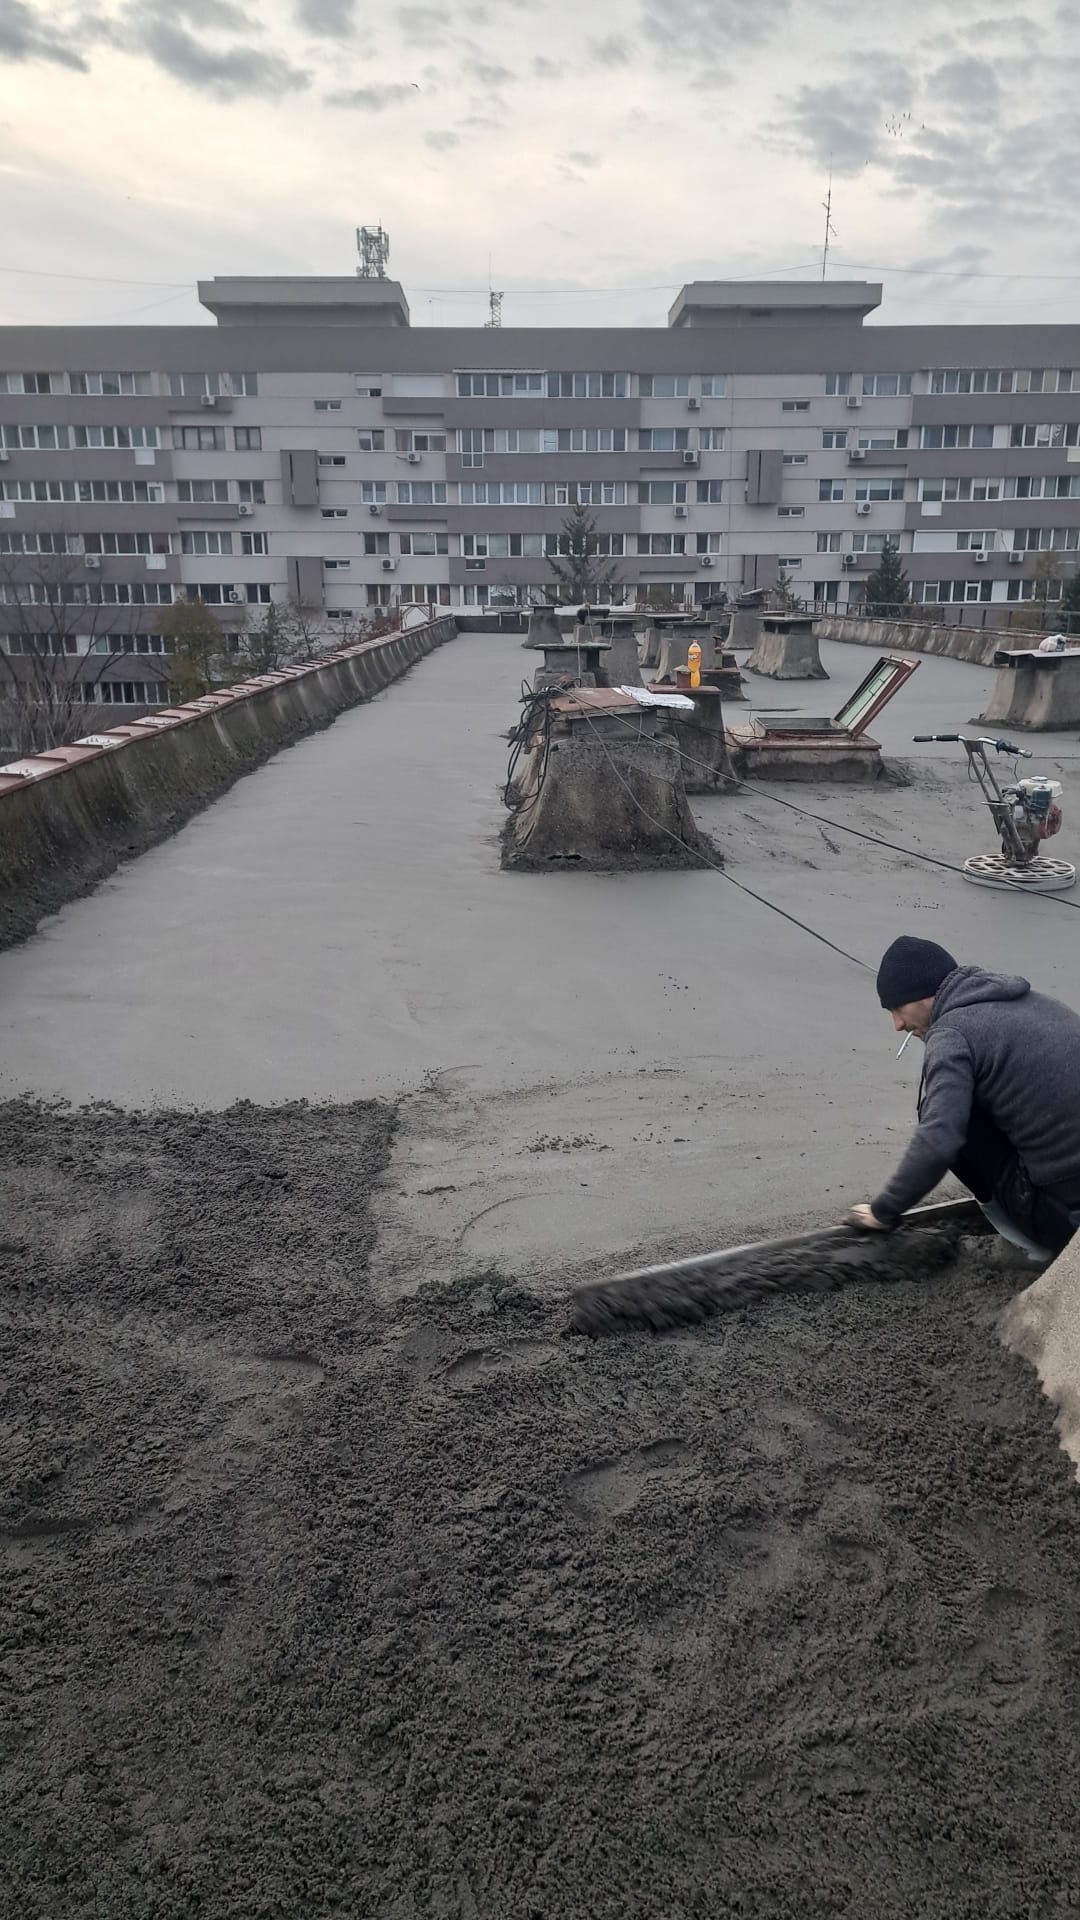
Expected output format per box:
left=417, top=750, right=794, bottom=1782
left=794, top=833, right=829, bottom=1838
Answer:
left=399, top=532, right=449, bottom=556
left=319, top=455, right=347, bottom=468
left=816, top=532, right=841, bottom=553
left=396, top=431, right=446, bottom=454
left=695, top=533, right=722, bottom=553
left=168, top=371, right=257, bottom=398
left=1009, top=422, right=1080, bottom=449
left=696, top=480, right=723, bottom=504
left=699, top=376, right=726, bottom=398
left=1, top=371, right=63, bottom=393
left=861, top=373, right=911, bottom=396
left=321, top=508, right=348, bottom=519
left=70, top=371, right=152, bottom=395
left=367, top=584, right=393, bottom=606
left=824, top=374, right=851, bottom=396
left=639, top=481, right=687, bottom=505
left=358, top=430, right=386, bottom=452
left=181, top=531, right=233, bottom=555
left=361, top=481, right=388, bottom=504
left=72, top=480, right=163, bottom=505
left=241, top=532, right=268, bottom=556
left=783, top=454, right=808, bottom=466
left=355, top=383, right=383, bottom=398
left=698, top=429, right=725, bottom=451
left=819, top=481, right=845, bottom=502
left=396, top=482, right=447, bottom=505
left=781, top=400, right=810, bottom=413
left=72, top=425, right=158, bottom=450
left=545, top=372, right=629, bottom=399
left=363, top=533, right=391, bottom=556
left=856, top=479, right=906, bottom=501
left=777, top=506, right=805, bottom=517
left=859, top=430, right=910, bottom=450
left=821, top=430, right=847, bottom=450
left=930, top=369, right=1010, bottom=394
left=456, top=371, right=547, bottom=397
left=173, top=426, right=225, bottom=452
left=637, top=533, right=686, bottom=555
left=639, top=428, right=690, bottom=452
left=238, top=479, right=265, bottom=504
left=234, top=427, right=262, bottom=451
left=177, top=479, right=229, bottom=503
left=639, top=375, right=690, bottom=398
left=324, top=559, right=351, bottom=570
left=777, top=556, right=802, bottom=568
left=315, top=400, right=343, bottom=412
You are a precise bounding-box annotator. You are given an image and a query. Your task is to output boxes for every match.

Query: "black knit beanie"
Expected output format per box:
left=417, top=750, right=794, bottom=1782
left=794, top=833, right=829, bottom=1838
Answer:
left=876, top=936, right=958, bottom=1009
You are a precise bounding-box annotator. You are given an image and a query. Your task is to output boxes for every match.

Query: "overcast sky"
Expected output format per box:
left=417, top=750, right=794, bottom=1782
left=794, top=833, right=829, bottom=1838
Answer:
left=2, top=0, right=1077, bottom=330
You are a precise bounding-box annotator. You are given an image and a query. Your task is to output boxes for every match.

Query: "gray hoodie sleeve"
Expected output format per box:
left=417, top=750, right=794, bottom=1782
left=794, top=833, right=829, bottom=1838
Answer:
left=871, top=1029, right=976, bottom=1227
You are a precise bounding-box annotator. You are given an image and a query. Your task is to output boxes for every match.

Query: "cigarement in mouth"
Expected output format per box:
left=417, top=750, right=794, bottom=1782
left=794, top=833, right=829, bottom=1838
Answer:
left=896, top=1032, right=912, bottom=1058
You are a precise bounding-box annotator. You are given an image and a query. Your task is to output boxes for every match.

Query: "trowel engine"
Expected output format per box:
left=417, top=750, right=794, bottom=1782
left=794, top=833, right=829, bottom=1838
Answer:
left=913, top=731, right=1075, bottom=893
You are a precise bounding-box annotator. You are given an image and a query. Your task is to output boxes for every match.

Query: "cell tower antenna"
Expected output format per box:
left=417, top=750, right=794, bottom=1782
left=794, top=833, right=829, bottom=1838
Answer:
left=486, top=288, right=504, bottom=328
left=821, top=172, right=838, bottom=282
left=356, top=225, right=391, bottom=279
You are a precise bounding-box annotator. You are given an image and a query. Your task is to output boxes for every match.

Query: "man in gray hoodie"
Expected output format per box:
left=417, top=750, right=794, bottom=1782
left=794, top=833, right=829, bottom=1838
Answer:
left=850, top=935, right=1080, bottom=1256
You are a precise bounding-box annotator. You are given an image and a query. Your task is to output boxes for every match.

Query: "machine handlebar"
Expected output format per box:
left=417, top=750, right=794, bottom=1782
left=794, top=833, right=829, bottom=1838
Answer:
left=913, top=732, right=1032, bottom=758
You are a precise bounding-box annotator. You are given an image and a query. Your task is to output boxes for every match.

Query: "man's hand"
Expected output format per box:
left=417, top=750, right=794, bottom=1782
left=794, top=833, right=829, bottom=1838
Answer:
left=846, top=1203, right=890, bottom=1232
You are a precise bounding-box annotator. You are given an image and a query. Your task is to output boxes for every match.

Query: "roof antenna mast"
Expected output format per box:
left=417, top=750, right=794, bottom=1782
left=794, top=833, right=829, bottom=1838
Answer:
left=821, top=171, right=838, bottom=282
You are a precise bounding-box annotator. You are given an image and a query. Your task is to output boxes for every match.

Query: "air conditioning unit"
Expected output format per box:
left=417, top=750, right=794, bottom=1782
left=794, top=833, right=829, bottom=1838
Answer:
left=687, top=398, right=701, bottom=412
left=1009, top=550, right=1023, bottom=563
left=700, top=554, right=713, bottom=567
left=842, top=554, right=857, bottom=568
left=228, top=589, right=245, bottom=603
left=381, top=558, right=396, bottom=572
left=0, top=449, right=9, bottom=462
left=201, top=394, right=219, bottom=409
left=849, top=449, right=866, bottom=462
left=84, top=554, right=101, bottom=569
left=856, top=503, right=872, bottom=516
left=845, top=394, right=862, bottom=409
left=405, top=452, right=422, bottom=465
left=674, top=504, right=688, bottom=518
left=368, top=504, right=382, bottom=515
left=973, top=549, right=990, bottom=563
left=237, top=503, right=254, bottom=517
left=682, top=450, right=699, bottom=466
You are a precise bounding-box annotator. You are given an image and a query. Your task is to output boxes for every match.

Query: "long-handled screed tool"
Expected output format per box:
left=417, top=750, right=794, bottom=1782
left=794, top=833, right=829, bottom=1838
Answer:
left=569, top=1198, right=984, bottom=1336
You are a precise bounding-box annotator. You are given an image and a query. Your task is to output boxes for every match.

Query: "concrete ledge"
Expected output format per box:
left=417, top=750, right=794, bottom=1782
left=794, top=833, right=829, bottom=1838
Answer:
left=978, top=648, right=1080, bottom=730
left=816, top=613, right=1053, bottom=669
left=0, top=613, right=458, bottom=951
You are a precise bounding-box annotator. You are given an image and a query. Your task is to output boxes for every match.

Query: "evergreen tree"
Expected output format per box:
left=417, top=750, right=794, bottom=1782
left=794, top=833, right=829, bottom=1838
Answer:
left=862, top=538, right=909, bottom=616
left=546, top=501, right=620, bottom=604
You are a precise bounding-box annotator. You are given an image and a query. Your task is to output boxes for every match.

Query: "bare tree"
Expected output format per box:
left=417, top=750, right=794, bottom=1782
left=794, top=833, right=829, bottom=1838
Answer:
left=0, top=541, right=140, bottom=756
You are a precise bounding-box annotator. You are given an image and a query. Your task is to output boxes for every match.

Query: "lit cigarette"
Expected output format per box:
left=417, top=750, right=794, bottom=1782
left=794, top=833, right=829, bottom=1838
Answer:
left=896, top=1032, right=913, bottom=1058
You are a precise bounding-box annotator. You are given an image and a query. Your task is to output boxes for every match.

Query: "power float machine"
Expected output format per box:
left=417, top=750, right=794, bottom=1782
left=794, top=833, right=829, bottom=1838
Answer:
left=913, top=732, right=1075, bottom=892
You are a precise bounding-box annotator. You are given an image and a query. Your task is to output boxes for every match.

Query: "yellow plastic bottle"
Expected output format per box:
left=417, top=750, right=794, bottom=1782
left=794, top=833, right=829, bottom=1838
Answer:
left=687, top=639, right=702, bottom=689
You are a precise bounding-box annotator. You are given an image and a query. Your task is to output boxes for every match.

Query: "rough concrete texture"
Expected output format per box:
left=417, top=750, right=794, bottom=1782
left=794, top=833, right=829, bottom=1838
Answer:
left=747, top=618, right=828, bottom=681
left=816, top=613, right=1044, bottom=670
left=662, top=691, right=736, bottom=794
left=503, top=714, right=705, bottom=869
left=0, top=616, right=456, bottom=954
left=1002, top=1229, right=1080, bottom=1476
left=978, top=651, right=1080, bottom=731
left=5, top=1097, right=1080, bottom=1918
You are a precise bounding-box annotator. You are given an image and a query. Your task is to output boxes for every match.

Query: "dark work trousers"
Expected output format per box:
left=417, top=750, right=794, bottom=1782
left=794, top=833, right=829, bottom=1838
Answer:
left=950, top=1103, right=1080, bottom=1256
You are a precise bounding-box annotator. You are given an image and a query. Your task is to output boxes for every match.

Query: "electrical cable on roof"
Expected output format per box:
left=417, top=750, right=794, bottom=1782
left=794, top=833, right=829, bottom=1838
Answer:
left=561, top=692, right=874, bottom=972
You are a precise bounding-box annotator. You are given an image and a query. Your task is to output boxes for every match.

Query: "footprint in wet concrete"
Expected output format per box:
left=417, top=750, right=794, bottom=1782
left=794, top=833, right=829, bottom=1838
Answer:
left=443, top=1340, right=559, bottom=1382
left=567, top=1438, right=690, bottom=1522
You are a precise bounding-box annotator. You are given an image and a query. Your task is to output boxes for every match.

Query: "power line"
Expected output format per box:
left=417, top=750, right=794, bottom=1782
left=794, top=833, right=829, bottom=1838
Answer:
left=0, top=266, right=192, bottom=289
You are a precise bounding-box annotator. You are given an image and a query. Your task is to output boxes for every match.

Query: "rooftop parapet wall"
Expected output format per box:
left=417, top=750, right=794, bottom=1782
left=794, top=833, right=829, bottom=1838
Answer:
left=0, top=613, right=457, bottom=952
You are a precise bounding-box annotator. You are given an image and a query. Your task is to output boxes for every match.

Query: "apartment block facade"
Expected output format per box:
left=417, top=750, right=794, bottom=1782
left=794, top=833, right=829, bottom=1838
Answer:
left=4, top=275, right=1080, bottom=706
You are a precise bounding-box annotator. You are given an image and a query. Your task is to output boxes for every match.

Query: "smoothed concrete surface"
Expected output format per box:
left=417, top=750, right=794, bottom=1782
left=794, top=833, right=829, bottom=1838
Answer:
left=2, top=629, right=1080, bottom=1281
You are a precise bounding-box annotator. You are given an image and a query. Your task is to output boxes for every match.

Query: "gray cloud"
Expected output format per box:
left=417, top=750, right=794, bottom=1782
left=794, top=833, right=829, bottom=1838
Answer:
left=326, top=81, right=420, bottom=109
left=531, top=54, right=563, bottom=78
left=295, top=0, right=354, bottom=32
left=474, top=58, right=514, bottom=84
left=589, top=33, right=632, bottom=66
left=563, top=149, right=600, bottom=169
left=925, top=53, right=1003, bottom=113
left=398, top=5, right=450, bottom=40
left=781, top=55, right=916, bottom=172
left=134, top=17, right=309, bottom=97
left=0, top=0, right=91, bottom=68
left=640, top=0, right=789, bottom=60
left=425, top=128, right=460, bottom=149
